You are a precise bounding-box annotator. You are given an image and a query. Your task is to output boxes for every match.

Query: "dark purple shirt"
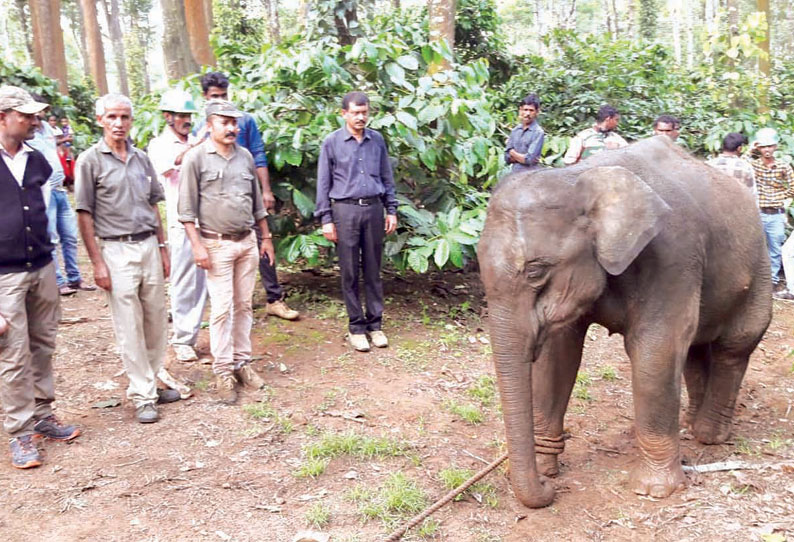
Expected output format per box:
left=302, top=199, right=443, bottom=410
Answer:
left=314, top=127, right=398, bottom=224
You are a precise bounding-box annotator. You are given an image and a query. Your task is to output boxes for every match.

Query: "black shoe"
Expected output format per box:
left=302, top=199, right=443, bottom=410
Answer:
left=136, top=403, right=159, bottom=423
left=10, top=435, right=42, bottom=469
left=33, top=415, right=81, bottom=441
left=156, top=389, right=181, bottom=404
left=68, top=281, right=97, bottom=292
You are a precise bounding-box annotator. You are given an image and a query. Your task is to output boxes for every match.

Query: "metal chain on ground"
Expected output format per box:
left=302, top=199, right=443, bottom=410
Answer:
left=383, top=452, right=509, bottom=542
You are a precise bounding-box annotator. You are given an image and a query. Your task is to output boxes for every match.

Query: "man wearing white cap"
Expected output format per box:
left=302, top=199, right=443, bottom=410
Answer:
left=147, top=89, right=206, bottom=362
left=179, top=99, right=275, bottom=404
left=0, top=86, right=80, bottom=469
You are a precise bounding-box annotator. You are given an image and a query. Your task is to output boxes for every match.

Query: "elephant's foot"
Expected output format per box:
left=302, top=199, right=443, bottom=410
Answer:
left=692, top=414, right=733, bottom=444
left=629, top=459, right=686, bottom=499
left=535, top=452, right=559, bottom=477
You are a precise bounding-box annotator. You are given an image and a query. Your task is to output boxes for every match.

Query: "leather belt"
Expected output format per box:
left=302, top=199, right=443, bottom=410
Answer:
left=101, top=231, right=154, bottom=242
left=332, top=197, right=379, bottom=206
left=760, top=207, right=785, bottom=215
left=200, top=229, right=251, bottom=242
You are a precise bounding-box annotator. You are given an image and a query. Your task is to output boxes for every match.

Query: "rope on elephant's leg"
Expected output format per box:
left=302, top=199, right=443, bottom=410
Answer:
left=383, top=452, right=509, bottom=542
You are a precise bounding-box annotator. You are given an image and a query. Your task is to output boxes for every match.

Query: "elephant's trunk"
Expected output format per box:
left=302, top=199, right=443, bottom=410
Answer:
left=489, top=302, right=555, bottom=508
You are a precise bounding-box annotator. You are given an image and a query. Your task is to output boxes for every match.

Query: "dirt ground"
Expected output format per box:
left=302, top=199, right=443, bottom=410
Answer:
left=1, top=257, right=793, bottom=542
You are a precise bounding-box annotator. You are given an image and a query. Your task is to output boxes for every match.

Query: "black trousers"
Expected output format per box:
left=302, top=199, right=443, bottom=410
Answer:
left=254, top=219, right=283, bottom=303
left=332, top=200, right=385, bottom=334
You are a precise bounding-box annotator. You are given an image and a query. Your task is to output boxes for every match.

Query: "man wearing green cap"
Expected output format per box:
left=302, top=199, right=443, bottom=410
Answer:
left=0, top=85, right=80, bottom=469
left=148, top=89, right=206, bottom=363
left=179, top=99, right=275, bottom=404
left=750, top=127, right=794, bottom=298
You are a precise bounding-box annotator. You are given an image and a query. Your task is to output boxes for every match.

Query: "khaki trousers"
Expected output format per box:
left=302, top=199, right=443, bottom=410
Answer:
left=101, top=236, right=167, bottom=408
left=203, top=231, right=258, bottom=376
left=0, top=262, right=59, bottom=437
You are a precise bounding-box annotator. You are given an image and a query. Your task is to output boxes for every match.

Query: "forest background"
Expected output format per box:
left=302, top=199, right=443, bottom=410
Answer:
left=1, top=0, right=794, bottom=273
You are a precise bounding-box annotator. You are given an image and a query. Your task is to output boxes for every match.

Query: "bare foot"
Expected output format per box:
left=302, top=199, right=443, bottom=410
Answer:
left=629, top=460, right=686, bottom=499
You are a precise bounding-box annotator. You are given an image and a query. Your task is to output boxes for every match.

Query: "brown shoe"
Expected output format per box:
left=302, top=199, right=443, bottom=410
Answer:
left=68, top=281, right=97, bottom=291
left=265, top=300, right=299, bottom=321
left=235, top=364, right=266, bottom=389
left=216, top=375, right=238, bottom=404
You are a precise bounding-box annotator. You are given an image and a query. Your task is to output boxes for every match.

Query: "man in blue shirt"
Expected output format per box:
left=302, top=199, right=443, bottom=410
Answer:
left=504, top=94, right=545, bottom=173
left=315, top=92, right=398, bottom=352
left=198, top=72, right=299, bottom=321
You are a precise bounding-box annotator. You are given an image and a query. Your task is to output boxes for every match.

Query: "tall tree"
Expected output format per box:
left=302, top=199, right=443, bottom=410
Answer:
left=160, top=0, right=199, bottom=79
left=123, top=0, right=153, bottom=98
left=15, top=0, right=34, bottom=59
left=638, top=0, right=658, bottom=40
left=99, top=0, right=130, bottom=95
left=261, top=0, right=280, bottom=44
left=334, top=0, right=359, bottom=46
left=757, top=0, right=770, bottom=77
left=29, top=0, right=70, bottom=92
left=80, top=0, right=109, bottom=93
left=428, top=0, right=455, bottom=71
left=63, top=0, right=91, bottom=78
left=185, top=0, right=216, bottom=65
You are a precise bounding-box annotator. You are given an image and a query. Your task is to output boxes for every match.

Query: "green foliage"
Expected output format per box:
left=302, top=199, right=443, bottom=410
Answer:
left=358, top=472, right=429, bottom=528
left=638, top=0, right=659, bottom=41
left=0, top=58, right=98, bottom=151
left=305, top=502, right=331, bottom=528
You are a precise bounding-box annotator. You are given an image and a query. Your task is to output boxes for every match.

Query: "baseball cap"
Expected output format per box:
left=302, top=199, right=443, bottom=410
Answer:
left=0, top=86, right=49, bottom=114
left=205, top=99, right=243, bottom=119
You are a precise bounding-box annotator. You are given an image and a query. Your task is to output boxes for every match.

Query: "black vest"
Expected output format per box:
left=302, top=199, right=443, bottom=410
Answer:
left=0, top=146, right=53, bottom=274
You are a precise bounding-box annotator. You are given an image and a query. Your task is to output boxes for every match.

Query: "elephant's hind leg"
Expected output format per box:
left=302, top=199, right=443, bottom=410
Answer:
left=683, top=343, right=712, bottom=429
left=690, top=343, right=751, bottom=444
left=532, top=321, right=588, bottom=477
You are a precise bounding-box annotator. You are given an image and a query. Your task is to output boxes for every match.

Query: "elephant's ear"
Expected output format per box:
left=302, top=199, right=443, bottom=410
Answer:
left=576, top=166, right=671, bottom=276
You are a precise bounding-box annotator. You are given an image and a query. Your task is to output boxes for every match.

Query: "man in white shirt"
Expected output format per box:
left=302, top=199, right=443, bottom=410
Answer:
left=147, top=90, right=206, bottom=362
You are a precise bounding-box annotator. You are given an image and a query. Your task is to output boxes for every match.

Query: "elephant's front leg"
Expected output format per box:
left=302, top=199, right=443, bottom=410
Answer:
left=625, top=328, right=690, bottom=498
left=532, top=321, right=588, bottom=477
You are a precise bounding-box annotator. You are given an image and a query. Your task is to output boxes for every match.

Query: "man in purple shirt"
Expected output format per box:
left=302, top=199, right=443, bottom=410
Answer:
left=315, top=92, right=398, bottom=352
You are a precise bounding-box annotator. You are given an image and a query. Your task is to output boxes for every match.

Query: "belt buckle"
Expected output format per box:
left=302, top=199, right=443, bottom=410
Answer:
left=358, top=198, right=370, bottom=206
left=123, top=234, right=133, bottom=242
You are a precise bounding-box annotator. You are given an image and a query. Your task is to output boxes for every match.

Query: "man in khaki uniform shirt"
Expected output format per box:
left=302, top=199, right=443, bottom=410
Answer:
left=75, top=94, right=181, bottom=424
left=179, top=100, right=275, bottom=404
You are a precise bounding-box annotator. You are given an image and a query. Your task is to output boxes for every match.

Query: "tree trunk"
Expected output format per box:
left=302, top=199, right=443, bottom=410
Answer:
left=261, top=0, right=281, bottom=44
left=15, top=0, right=34, bottom=60
left=670, top=0, right=681, bottom=63
left=757, top=0, right=770, bottom=78
left=610, top=0, right=619, bottom=36
left=185, top=0, right=216, bottom=66
left=29, top=0, right=70, bottom=93
left=602, top=0, right=613, bottom=37
left=704, top=0, right=717, bottom=35
left=69, top=0, right=91, bottom=78
left=334, top=0, right=358, bottom=46
left=428, top=0, right=454, bottom=71
left=639, top=0, right=658, bottom=40
left=683, top=0, right=693, bottom=68
left=726, top=0, right=739, bottom=36
left=160, top=0, right=199, bottom=80
left=391, top=0, right=399, bottom=8
left=99, top=0, right=129, bottom=95
left=80, top=0, right=108, bottom=94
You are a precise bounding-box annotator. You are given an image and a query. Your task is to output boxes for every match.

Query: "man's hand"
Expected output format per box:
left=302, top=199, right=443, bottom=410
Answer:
left=508, top=149, right=524, bottom=164
left=260, top=238, right=275, bottom=264
left=193, top=244, right=211, bottom=271
left=93, top=259, right=112, bottom=291
left=160, top=246, right=171, bottom=279
left=262, top=191, right=276, bottom=212
left=322, top=223, right=338, bottom=243
left=385, top=214, right=398, bottom=235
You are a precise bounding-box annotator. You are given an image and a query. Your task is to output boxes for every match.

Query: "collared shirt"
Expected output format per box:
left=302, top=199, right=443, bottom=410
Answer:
left=0, top=140, right=33, bottom=186
left=505, top=121, right=545, bottom=172
left=195, top=113, right=267, bottom=169
left=148, top=126, right=198, bottom=229
left=314, top=127, right=398, bottom=224
left=563, top=127, right=628, bottom=165
left=27, top=123, right=66, bottom=190
left=74, top=138, right=164, bottom=238
left=706, top=154, right=756, bottom=194
left=751, top=158, right=794, bottom=209
left=178, top=139, right=266, bottom=234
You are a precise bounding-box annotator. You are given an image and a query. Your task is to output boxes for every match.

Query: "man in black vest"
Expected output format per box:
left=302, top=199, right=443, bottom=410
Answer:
left=0, top=86, right=80, bottom=469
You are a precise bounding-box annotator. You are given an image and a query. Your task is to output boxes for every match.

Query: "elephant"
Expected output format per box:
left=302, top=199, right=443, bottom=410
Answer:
left=477, top=136, right=772, bottom=508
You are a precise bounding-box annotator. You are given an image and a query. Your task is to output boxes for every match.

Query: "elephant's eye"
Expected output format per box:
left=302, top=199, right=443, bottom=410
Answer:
left=524, top=261, right=550, bottom=280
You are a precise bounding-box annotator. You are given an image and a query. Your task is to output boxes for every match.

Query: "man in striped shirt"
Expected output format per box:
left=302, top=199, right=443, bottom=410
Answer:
left=750, top=128, right=794, bottom=297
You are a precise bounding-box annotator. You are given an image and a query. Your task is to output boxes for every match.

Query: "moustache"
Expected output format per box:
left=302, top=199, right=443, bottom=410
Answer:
left=224, top=132, right=236, bottom=138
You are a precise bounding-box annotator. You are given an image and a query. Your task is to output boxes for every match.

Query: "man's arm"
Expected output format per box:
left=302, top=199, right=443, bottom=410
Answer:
left=315, top=137, right=336, bottom=241
left=243, top=115, right=275, bottom=210
left=379, top=135, right=398, bottom=235
left=153, top=204, right=170, bottom=279
left=256, top=217, right=275, bottom=263
left=505, top=129, right=516, bottom=164
left=522, top=129, right=545, bottom=166
left=563, top=134, right=583, bottom=165
left=77, top=211, right=112, bottom=291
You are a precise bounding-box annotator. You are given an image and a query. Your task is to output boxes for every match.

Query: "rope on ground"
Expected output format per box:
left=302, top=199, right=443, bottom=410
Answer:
left=383, top=451, right=509, bottom=542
